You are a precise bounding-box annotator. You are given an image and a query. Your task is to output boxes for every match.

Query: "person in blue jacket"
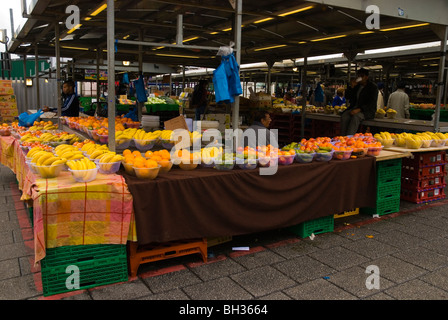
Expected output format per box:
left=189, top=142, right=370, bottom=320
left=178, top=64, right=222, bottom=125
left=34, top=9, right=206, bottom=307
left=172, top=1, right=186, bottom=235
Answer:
left=61, top=80, right=79, bottom=117
left=332, top=88, right=346, bottom=107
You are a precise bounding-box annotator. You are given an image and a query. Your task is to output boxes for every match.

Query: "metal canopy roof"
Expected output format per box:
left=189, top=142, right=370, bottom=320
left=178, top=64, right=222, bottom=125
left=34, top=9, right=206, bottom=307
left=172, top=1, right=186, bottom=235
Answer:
left=8, top=0, right=446, bottom=72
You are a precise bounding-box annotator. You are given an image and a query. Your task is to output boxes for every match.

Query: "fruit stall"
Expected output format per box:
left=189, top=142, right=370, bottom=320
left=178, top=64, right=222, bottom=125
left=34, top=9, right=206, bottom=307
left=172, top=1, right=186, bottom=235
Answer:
left=3, top=117, right=448, bottom=296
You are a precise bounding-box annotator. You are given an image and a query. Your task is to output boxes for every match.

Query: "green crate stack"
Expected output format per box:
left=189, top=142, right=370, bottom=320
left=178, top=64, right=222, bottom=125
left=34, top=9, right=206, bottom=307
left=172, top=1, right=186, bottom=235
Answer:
left=361, top=158, right=402, bottom=216
left=40, top=244, right=128, bottom=297
left=288, top=215, right=334, bottom=238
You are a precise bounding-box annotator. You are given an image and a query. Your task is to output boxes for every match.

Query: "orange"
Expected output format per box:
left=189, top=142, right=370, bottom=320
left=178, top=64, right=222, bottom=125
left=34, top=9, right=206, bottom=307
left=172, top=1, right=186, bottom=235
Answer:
left=145, top=159, right=158, bottom=168
left=152, top=155, right=162, bottom=162
left=132, top=150, right=142, bottom=157
left=145, top=151, right=153, bottom=158
left=123, top=149, right=132, bottom=157
left=133, top=156, right=146, bottom=168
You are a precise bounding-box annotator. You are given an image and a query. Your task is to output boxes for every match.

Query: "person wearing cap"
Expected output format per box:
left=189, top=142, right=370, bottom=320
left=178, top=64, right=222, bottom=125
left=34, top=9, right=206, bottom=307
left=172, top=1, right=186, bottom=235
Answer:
left=340, top=68, right=378, bottom=135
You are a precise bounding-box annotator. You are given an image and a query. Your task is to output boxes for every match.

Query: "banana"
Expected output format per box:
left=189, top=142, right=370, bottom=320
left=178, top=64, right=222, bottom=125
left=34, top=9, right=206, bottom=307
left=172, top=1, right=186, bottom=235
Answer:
left=68, top=153, right=84, bottom=161
left=99, top=152, right=116, bottom=163
left=36, top=153, right=54, bottom=166
left=42, top=156, right=58, bottom=166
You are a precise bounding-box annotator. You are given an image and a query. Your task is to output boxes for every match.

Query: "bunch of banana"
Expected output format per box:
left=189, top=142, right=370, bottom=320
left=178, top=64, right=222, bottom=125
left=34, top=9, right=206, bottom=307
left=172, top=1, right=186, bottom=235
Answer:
left=423, top=131, right=448, bottom=145
left=115, top=128, right=138, bottom=145
left=160, top=130, right=174, bottom=142
left=20, top=133, right=41, bottom=143
left=98, top=153, right=124, bottom=173
left=67, top=157, right=98, bottom=182
left=27, top=146, right=45, bottom=158
left=374, top=132, right=394, bottom=147
left=43, top=123, right=58, bottom=130
left=404, top=134, right=423, bottom=149
left=56, top=146, right=84, bottom=161
left=29, top=151, right=67, bottom=178
left=54, top=144, right=77, bottom=156
left=81, top=142, right=110, bottom=158
left=415, top=132, right=433, bottom=148
left=201, top=146, right=222, bottom=164
left=40, top=132, right=60, bottom=142
left=190, top=131, right=202, bottom=143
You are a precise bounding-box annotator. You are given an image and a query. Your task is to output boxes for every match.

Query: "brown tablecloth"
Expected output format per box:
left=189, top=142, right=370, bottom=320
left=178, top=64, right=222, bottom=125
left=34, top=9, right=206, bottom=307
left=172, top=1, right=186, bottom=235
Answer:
left=121, top=156, right=377, bottom=245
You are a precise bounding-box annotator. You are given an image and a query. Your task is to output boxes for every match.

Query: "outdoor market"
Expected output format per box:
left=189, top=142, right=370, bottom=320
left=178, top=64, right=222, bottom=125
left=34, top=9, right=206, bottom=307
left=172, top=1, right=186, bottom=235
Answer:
left=0, top=0, right=448, bottom=303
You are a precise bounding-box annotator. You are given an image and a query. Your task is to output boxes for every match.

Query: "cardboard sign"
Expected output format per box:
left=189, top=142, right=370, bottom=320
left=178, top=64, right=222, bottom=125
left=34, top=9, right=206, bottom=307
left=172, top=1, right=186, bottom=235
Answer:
left=164, top=115, right=189, bottom=131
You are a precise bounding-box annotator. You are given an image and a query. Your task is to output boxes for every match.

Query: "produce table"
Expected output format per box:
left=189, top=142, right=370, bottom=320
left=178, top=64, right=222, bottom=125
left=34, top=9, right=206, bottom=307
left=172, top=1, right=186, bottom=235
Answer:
left=0, top=136, right=135, bottom=264
left=305, top=113, right=448, bottom=132
left=121, top=157, right=377, bottom=246
left=384, top=145, right=448, bottom=153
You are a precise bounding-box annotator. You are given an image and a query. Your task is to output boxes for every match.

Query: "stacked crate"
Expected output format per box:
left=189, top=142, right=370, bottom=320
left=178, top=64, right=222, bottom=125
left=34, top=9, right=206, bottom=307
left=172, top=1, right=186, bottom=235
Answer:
left=288, top=215, right=334, bottom=238
left=361, top=158, right=402, bottom=216
left=0, top=80, right=17, bottom=123
left=400, top=151, right=447, bottom=203
left=40, top=244, right=128, bottom=296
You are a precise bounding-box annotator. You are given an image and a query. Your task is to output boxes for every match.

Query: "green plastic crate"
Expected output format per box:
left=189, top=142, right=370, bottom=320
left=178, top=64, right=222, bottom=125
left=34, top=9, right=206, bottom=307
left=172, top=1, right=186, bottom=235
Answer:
left=288, top=215, right=334, bottom=238
left=377, top=159, right=402, bottom=182
left=41, top=255, right=128, bottom=297
left=360, top=196, right=400, bottom=216
left=377, top=180, right=402, bottom=201
left=41, top=244, right=128, bottom=296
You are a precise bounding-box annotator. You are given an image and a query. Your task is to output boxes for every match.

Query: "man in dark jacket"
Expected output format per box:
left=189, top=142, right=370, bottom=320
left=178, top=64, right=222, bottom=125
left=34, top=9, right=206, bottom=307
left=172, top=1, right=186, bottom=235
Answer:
left=340, top=68, right=378, bottom=135
left=61, top=79, right=80, bottom=117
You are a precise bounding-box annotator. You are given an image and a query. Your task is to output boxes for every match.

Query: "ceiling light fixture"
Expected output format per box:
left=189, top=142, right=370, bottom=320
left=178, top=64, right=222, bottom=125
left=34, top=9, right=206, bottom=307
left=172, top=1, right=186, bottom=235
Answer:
left=310, top=34, right=346, bottom=42
left=254, top=17, right=274, bottom=24
left=254, top=44, right=287, bottom=51
left=278, top=6, right=313, bottom=17
left=90, top=3, right=107, bottom=16
left=380, top=23, right=429, bottom=32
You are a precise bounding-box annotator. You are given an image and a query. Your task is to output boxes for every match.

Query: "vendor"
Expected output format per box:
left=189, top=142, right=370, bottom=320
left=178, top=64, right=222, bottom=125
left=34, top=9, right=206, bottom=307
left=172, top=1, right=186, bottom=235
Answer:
left=332, top=88, right=346, bottom=107
left=340, top=68, right=378, bottom=135
left=191, top=80, right=209, bottom=120
left=244, top=110, right=275, bottom=149
left=61, top=80, right=80, bottom=117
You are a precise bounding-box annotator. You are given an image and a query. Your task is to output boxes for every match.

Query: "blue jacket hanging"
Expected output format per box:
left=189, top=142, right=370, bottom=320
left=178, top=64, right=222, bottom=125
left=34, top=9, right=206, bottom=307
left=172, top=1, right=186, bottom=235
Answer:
left=213, top=53, right=242, bottom=104
left=133, top=75, right=147, bottom=103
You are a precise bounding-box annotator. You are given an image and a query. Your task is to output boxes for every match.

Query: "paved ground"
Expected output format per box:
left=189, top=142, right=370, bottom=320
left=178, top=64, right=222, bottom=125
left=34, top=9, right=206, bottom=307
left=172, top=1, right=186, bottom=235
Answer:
left=2, top=162, right=448, bottom=305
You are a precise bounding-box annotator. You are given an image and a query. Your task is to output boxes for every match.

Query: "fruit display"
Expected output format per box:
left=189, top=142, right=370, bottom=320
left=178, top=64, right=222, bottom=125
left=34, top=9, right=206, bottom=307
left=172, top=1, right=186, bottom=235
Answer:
left=115, top=128, right=139, bottom=148
left=201, top=146, right=222, bottom=167
left=133, top=129, right=159, bottom=151
left=81, top=142, right=110, bottom=160
left=28, top=120, right=58, bottom=132
left=278, top=149, right=296, bottom=165
left=333, top=146, right=353, bottom=160
left=28, top=150, right=67, bottom=178
left=374, top=132, right=394, bottom=148
left=214, top=153, right=235, bottom=170
left=315, top=149, right=334, bottom=162
left=386, top=108, right=397, bottom=119
left=98, top=153, right=124, bottom=174
left=0, top=123, right=11, bottom=136
left=66, top=157, right=98, bottom=182
left=142, top=149, right=172, bottom=173
left=375, top=108, right=386, bottom=118
left=366, top=142, right=383, bottom=156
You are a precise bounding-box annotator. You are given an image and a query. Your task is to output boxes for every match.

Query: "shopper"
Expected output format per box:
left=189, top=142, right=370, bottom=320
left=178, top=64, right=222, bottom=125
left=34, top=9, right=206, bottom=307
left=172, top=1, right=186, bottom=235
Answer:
left=387, top=82, right=410, bottom=119
left=340, top=68, right=378, bottom=135
left=61, top=79, right=80, bottom=117
left=312, top=81, right=325, bottom=107
left=332, top=88, right=346, bottom=107
left=244, top=110, right=274, bottom=149
left=191, top=80, right=209, bottom=120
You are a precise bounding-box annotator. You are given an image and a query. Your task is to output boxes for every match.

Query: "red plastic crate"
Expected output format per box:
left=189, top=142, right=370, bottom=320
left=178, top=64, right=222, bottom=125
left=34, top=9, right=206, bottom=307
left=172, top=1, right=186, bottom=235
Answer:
left=402, top=151, right=447, bottom=167
left=400, top=186, right=446, bottom=204
left=401, top=175, right=446, bottom=191
left=401, top=163, right=446, bottom=180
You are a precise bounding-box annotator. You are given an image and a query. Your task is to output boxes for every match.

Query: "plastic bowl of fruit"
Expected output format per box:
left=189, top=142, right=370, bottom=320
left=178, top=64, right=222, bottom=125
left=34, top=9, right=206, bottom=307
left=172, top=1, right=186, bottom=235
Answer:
left=116, top=138, right=131, bottom=149
left=315, top=151, right=334, bottom=162
left=421, top=139, right=432, bottom=148
left=26, top=160, right=39, bottom=174
left=98, top=161, right=121, bottom=174
left=431, top=139, right=448, bottom=147
left=69, top=167, right=98, bottom=183
left=278, top=154, right=296, bottom=165
left=333, top=149, right=353, bottom=160
left=295, top=152, right=315, bottom=163
left=258, top=156, right=279, bottom=167
left=178, top=161, right=198, bottom=171
left=122, top=161, right=135, bottom=176
left=376, top=138, right=394, bottom=148
left=91, top=130, right=100, bottom=142
left=133, top=165, right=161, bottom=179
left=134, top=139, right=156, bottom=152
left=214, top=158, right=235, bottom=171
left=35, top=163, right=66, bottom=179
left=158, top=160, right=173, bottom=173
left=405, top=139, right=423, bottom=150
left=236, top=158, right=258, bottom=170
left=0, top=128, right=11, bottom=136
left=160, top=139, right=175, bottom=149
left=200, top=157, right=217, bottom=168
left=97, top=134, right=108, bottom=144
left=352, top=148, right=368, bottom=158
left=367, top=146, right=384, bottom=156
